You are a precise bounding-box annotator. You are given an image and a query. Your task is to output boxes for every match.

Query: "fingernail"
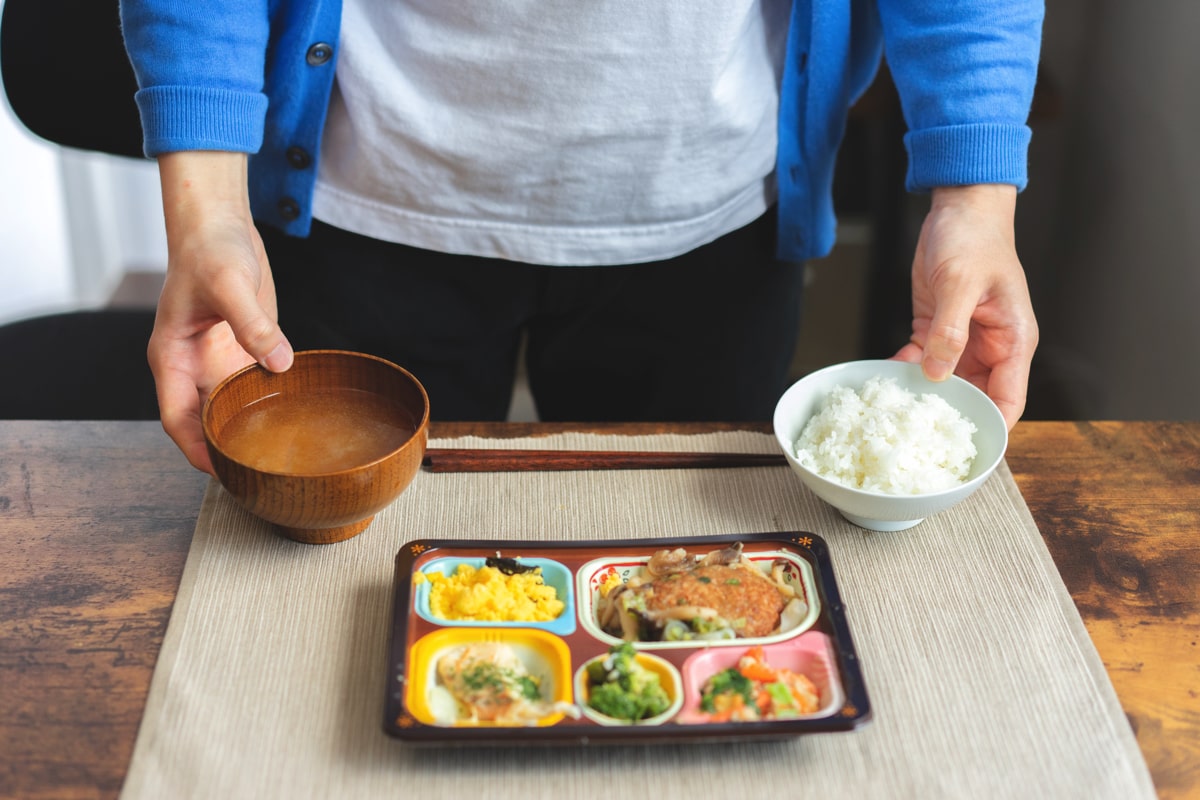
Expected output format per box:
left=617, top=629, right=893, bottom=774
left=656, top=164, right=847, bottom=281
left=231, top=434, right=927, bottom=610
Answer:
left=923, top=357, right=952, bottom=381
left=261, top=341, right=292, bottom=372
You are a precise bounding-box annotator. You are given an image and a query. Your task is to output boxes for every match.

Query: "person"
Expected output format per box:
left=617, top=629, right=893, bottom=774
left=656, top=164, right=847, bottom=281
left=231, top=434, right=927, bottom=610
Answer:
left=119, top=1, right=1043, bottom=474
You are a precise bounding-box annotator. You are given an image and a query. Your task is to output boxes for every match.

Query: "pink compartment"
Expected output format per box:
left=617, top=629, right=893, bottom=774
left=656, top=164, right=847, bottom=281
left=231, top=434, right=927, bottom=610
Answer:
left=676, top=630, right=845, bottom=724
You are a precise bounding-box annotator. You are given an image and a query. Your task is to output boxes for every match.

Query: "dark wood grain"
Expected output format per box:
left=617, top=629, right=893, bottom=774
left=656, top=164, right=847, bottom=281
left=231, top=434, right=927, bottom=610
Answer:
left=1006, top=421, right=1200, bottom=800
left=0, top=422, right=206, bottom=800
left=1, top=421, right=1196, bottom=800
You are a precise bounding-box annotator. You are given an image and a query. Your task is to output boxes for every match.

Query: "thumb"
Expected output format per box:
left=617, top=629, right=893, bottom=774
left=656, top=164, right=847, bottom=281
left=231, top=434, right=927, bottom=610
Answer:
left=920, top=287, right=976, bottom=382
left=216, top=282, right=294, bottom=373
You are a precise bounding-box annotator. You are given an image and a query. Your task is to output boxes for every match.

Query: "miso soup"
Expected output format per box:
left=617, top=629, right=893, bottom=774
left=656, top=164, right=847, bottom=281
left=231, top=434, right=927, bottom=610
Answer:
left=218, top=387, right=416, bottom=473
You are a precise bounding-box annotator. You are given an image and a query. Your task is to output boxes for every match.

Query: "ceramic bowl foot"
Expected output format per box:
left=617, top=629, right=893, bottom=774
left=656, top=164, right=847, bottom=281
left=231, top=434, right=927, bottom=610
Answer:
left=839, top=511, right=924, bottom=532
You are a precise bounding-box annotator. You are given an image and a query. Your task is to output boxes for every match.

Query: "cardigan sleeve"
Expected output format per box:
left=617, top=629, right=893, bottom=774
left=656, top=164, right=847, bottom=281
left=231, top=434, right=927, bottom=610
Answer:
left=876, top=0, right=1044, bottom=191
left=119, top=0, right=271, bottom=156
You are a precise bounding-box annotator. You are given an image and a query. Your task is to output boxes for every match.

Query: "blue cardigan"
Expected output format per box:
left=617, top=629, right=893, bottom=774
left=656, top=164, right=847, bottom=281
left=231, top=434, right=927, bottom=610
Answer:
left=119, top=0, right=1043, bottom=262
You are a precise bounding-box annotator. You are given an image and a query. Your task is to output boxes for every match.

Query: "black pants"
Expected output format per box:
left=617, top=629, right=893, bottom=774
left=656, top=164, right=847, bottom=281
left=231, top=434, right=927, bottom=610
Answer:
left=261, top=212, right=805, bottom=422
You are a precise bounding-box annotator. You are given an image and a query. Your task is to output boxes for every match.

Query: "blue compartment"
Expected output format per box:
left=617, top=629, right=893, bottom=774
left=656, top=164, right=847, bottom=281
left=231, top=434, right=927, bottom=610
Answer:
left=413, top=556, right=576, bottom=636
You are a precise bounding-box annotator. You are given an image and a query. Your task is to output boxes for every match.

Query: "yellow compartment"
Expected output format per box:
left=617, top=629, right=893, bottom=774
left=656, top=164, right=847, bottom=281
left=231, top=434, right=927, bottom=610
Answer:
left=406, top=627, right=573, bottom=727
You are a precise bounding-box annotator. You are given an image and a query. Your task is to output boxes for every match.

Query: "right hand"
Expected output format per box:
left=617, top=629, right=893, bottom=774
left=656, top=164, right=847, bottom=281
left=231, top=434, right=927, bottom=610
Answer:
left=891, top=184, right=1037, bottom=430
left=149, top=151, right=294, bottom=474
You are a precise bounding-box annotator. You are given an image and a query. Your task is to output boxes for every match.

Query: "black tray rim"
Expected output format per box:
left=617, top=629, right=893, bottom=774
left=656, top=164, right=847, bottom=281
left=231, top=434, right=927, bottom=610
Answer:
left=383, top=531, right=872, bottom=745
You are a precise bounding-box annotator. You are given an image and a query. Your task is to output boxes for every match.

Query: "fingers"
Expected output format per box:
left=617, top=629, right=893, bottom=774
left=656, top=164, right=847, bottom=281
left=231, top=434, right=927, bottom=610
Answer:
left=897, top=233, right=972, bottom=379
left=895, top=281, right=1036, bottom=431
left=229, top=306, right=293, bottom=374
left=151, top=152, right=294, bottom=469
left=987, top=365, right=1030, bottom=430
left=891, top=341, right=923, bottom=366
left=895, top=341, right=1027, bottom=430
left=153, top=358, right=216, bottom=475
left=261, top=340, right=293, bottom=372
left=911, top=185, right=1035, bottom=426
left=206, top=268, right=294, bottom=374
left=149, top=261, right=282, bottom=474
left=918, top=282, right=975, bottom=383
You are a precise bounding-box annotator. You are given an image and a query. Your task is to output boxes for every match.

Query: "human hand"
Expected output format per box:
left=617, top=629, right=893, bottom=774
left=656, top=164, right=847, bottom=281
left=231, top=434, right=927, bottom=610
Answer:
left=148, top=152, right=294, bottom=473
left=893, top=184, right=1039, bottom=430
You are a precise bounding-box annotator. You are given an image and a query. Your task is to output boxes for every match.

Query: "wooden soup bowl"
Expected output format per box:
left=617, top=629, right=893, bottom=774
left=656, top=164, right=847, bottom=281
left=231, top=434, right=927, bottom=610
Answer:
left=202, top=350, right=430, bottom=544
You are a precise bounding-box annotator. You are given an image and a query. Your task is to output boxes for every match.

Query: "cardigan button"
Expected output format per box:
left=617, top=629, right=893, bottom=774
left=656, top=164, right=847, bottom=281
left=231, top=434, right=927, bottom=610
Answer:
left=306, top=42, right=333, bottom=66
left=278, top=197, right=301, bottom=221
left=285, top=146, right=312, bottom=169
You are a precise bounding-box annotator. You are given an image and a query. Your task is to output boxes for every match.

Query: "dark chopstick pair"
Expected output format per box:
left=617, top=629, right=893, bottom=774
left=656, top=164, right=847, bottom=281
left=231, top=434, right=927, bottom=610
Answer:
left=421, top=448, right=788, bottom=473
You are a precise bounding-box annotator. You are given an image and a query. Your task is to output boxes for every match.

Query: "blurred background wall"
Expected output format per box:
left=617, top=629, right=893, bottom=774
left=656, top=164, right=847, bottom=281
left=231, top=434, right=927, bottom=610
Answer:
left=791, top=0, right=1200, bottom=421
left=1, top=0, right=1197, bottom=419
left=1019, top=0, right=1200, bottom=419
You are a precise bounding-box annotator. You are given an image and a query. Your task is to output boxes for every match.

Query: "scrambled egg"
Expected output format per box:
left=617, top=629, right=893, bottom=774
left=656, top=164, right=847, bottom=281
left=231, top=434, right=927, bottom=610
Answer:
left=419, top=564, right=564, bottom=622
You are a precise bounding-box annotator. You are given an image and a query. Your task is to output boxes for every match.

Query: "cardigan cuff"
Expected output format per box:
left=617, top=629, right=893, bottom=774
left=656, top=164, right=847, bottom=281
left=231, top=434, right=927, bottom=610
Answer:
left=904, top=123, right=1032, bottom=192
left=135, top=86, right=268, bottom=157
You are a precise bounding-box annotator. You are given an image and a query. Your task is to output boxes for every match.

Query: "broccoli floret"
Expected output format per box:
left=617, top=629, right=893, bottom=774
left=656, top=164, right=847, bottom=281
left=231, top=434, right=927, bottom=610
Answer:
left=586, top=642, right=636, bottom=685
left=699, top=667, right=754, bottom=712
left=588, top=679, right=670, bottom=721
left=586, top=644, right=672, bottom=721
left=635, top=681, right=671, bottom=718
left=588, top=682, right=647, bottom=721
left=585, top=658, right=611, bottom=686
left=626, top=662, right=659, bottom=695
left=609, top=642, right=638, bottom=674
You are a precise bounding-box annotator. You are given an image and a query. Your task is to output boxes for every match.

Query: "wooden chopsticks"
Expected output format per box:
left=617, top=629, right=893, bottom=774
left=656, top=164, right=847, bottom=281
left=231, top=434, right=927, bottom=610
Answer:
left=421, top=448, right=789, bottom=473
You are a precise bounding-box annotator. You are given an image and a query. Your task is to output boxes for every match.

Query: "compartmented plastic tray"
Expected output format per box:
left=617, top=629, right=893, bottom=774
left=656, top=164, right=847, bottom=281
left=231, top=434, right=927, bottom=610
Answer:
left=384, top=532, right=871, bottom=743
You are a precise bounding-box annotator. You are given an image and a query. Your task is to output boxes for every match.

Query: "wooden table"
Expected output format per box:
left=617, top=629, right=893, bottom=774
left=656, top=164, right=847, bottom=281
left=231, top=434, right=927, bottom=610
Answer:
left=1, top=420, right=1197, bottom=800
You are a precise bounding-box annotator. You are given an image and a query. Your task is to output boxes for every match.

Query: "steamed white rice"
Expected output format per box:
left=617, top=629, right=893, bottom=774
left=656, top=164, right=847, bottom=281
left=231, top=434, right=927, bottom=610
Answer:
left=794, top=376, right=978, bottom=495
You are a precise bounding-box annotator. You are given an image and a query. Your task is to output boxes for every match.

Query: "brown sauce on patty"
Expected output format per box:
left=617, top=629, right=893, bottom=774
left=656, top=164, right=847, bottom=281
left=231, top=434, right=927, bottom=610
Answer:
left=642, top=564, right=786, bottom=638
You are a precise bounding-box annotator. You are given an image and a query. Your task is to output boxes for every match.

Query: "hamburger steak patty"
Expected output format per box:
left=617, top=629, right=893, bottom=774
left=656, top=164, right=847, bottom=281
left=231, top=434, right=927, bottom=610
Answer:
left=642, top=564, right=786, bottom=638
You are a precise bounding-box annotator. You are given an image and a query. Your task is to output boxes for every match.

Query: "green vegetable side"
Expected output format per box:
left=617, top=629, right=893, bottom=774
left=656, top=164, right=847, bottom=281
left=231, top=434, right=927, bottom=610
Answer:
left=698, top=667, right=754, bottom=712
left=584, top=643, right=672, bottom=722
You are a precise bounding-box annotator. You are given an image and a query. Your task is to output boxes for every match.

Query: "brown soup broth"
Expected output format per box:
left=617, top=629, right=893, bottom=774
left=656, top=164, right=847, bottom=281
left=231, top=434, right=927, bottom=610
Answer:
left=218, top=387, right=416, bottom=474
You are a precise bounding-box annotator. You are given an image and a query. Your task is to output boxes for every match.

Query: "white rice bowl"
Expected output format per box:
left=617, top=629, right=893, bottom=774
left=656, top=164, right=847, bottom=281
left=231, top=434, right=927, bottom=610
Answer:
left=794, top=376, right=978, bottom=495
left=773, top=360, right=1008, bottom=531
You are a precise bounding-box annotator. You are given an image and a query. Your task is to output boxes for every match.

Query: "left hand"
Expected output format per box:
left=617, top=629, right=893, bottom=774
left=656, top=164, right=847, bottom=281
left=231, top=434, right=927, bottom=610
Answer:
left=893, top=184, right=1039, bottom=429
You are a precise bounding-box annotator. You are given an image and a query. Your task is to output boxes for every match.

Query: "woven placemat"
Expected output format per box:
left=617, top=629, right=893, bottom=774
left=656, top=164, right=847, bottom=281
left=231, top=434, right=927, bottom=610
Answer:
left=121, top=432, right=1155, bottom=799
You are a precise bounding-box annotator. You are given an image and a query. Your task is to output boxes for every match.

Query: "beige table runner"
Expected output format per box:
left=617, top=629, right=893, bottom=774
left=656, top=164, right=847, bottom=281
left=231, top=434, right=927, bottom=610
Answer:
left=122, top=432, right=1155, bottom=799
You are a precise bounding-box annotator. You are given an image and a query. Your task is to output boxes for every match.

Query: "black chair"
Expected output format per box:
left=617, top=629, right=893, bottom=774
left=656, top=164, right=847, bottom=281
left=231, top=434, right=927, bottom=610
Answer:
left=0, top=310, right=159, bottom=420
left=1, top=0, right=144, bottom=158
left=2, top=2, right=160, bottom=419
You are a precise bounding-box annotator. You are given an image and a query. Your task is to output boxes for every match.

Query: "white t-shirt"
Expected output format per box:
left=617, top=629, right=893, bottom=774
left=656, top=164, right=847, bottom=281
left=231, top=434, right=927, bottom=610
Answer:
left=312, top=1, right=790, bottom=266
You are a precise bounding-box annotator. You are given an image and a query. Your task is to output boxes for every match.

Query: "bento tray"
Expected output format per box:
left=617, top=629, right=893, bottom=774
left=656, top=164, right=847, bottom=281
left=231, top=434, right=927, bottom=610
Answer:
left=384, top=532, right=871, bottom=744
